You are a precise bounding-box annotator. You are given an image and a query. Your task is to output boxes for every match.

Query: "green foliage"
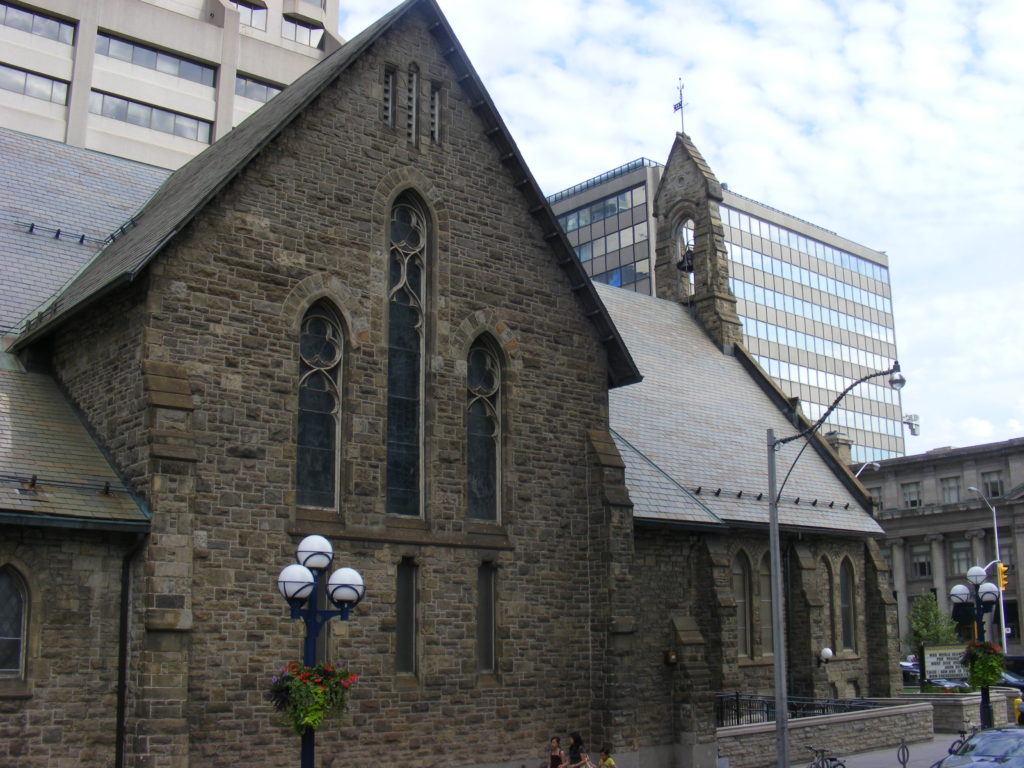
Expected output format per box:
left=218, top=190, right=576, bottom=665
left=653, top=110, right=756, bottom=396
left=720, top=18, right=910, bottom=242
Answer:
left=906, top=593, right=959, bottom=648
left=269, top=662, right=357, bottom=734
left=962, top=641, right=1004, bottom=688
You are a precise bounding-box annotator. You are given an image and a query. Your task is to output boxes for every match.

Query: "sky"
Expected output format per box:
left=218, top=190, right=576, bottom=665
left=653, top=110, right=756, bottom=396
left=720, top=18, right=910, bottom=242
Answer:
left=339, top=0, right=1024, bottom=456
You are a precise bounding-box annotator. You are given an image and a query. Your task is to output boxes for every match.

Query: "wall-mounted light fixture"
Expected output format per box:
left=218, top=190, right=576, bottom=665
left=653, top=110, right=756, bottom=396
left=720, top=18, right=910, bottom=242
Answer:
left=818, top=647, right=834, bottom=667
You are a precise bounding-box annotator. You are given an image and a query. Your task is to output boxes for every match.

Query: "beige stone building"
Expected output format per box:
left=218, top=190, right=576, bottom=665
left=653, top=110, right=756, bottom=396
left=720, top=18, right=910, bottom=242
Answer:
left=0, top=0, right=342, bottom=168
left=0, top=1, right=902, bottom=766
left=867, top=438, right=1024, bottom=654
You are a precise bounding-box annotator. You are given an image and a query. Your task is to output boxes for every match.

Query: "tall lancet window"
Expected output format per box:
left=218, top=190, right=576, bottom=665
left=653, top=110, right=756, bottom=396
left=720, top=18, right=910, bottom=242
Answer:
left=387, top=193, right=427, bottom=516
left=297, top=302, right=343, bottom=508
left=467, top=337, right=501, bottom=520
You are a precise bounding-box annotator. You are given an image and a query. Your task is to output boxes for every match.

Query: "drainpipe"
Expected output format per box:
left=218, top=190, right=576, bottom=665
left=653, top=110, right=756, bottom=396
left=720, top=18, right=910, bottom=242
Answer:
left=115, top=533, right=148, bottom=768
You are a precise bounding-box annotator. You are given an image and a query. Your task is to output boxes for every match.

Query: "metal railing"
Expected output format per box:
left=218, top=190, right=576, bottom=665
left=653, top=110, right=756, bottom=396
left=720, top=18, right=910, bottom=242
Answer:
left=715, top=692, right=885, bottom=727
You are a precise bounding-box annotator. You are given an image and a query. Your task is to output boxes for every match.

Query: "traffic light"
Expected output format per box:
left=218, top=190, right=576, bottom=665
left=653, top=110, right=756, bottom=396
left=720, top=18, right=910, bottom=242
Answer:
left=998, top=562, right=1010, bottom=591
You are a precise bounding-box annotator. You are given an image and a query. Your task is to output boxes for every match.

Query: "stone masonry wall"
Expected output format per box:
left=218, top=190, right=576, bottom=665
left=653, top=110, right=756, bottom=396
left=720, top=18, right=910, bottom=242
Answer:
left=0, top=528, right=139, bottom=768
left=45, top=7, right=617, bottom=768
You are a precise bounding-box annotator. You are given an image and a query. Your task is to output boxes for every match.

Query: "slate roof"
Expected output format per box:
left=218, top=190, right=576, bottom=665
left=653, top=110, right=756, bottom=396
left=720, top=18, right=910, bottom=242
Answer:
left=598, top=284, right=882, bottom=536
left=0, top=360, right=148, bottom=530
left=10, top=0, right=640, bottom=388
left=0, top=128, right=168, bottom=335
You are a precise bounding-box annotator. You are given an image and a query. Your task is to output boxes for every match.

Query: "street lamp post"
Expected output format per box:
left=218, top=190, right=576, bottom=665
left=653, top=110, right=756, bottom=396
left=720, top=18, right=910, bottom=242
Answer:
left=950, top=566, right=1001, bottom=728
left=767, top=361, right=905, bottom=768
left=277, top=534, right=366, bottom=768
left=969, top=486, right=1007, bottom=648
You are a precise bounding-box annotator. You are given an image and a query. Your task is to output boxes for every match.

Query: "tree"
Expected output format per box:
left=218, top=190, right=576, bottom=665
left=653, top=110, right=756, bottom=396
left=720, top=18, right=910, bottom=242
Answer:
left=905, top=593, right=960, bottom=683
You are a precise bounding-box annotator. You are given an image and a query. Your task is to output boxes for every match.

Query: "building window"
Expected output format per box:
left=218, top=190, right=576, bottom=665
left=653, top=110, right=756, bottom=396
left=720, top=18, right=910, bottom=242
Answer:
left=0, top=2, right=73, bottom=44
left=981, top=470, right=1004, bottom=498
left=235, top=74, right=281, bottom=103
left=1001, top=544, right=1015, bottom=571
left=0, top=63, right=67, bottom=104
left=429, top=82, right=441, bottom=143
left=0, top=566, right=26, bottom=677
left=383, top=67, right=396, bottom=127
left=759, top=553, right=773, bottom=655
left=296, top=302, right=342, bottom=508
left=282, top=16, right=323, bottom=48
left=89, top=91, right=211, bottom=143
left=229, top=0, right=266, bottom=30
left=839, top=560, right=856, bottom=651
left=941, top=476, right=961, bottom=504
left=901, top=481, right=922, bottom=508
left=732, top=552, right=752, bottom=658
left=405, top=66, right=419, bottom=143
left=396, top=558, right=417, bottom=674
left=477, top=563, right=496, bottom=673
left=95, top=34, right=215, bottom=87
left=951, top=540, right=971, bottom=576
left=467, top=337, right=500, bottom=521
left=866, top=486, right=882, bottom=508
left=910, top=544, right=931, bottom=578
left=387, top=193, right=427, bottom=516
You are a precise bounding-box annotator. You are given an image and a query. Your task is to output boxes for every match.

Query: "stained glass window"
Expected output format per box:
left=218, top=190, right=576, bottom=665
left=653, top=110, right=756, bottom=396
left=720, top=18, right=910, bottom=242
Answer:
left=467, top=338, right=500, bottom=521
left=387, top=194, right=426, bottom=515
left=297, top=302, right=342, bottom=508
left=0, top=567, right=25, bottom=675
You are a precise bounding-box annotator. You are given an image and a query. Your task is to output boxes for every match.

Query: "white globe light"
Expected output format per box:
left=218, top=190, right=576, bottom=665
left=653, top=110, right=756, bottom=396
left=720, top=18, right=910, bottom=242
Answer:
left=277, top=564, right=315, bottom=602
left=950, top=584, right=971, bottom=604
left=967, top=566, right=988, bottom=586
left=296, top=534, right=333, bottom=570
left=820, top=647, right=834, bottom=663
left=980, top=581, right=1000, bottom=604
left=328, top=567, right=365, bottom=607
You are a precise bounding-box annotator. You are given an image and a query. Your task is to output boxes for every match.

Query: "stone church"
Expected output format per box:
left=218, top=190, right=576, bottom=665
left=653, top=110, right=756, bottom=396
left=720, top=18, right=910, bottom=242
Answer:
left=0, top=0, right=900, bottom=766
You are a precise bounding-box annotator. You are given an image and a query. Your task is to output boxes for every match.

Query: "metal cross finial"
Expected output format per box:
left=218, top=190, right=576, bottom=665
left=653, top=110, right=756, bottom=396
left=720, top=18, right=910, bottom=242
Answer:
left=673, top=78, right=688, bottom=133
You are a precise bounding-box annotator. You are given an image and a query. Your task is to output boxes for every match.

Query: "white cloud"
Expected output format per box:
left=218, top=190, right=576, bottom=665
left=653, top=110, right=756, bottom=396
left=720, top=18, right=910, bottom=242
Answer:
left=340, top=0, right=1024, bottom=454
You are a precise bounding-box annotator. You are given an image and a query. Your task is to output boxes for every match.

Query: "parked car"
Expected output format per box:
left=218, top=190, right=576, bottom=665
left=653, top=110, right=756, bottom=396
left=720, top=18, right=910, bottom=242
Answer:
left=922, top=670, right=1024, bottom=693
left=901, top=661, right=920, bottom=685
left=930, top=728, right=1024, bottom=768
left=923, top=677, right=972, bottom=692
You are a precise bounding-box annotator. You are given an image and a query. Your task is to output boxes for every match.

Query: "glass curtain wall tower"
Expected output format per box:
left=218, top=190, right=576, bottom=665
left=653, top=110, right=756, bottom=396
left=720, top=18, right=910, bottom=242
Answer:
left=549, top=159, right=904, bottom=462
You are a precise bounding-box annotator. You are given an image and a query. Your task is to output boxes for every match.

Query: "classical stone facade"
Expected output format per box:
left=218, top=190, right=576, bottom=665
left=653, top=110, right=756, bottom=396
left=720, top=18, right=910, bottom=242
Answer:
left=865, top=438, right=1024, bottom=654
left=0, top=2, right=901, bottom=766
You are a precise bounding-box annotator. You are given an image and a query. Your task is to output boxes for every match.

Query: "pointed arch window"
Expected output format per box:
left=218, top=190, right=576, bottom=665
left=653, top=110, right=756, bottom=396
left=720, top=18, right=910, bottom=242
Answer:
left=467, top=337, right=501, bottom=521
left=387, top=193, right=427, bottom=516
left=297, top=301, right=343, bottom=508
left=0, top=566, right=26, bottom=677
left=821, top=557, right=836, bottom=650
left=732, top=551, right=752, bottom=658
left=840, top=559, right=857, bottom=651
left=759, top=553, right=774, bottom=655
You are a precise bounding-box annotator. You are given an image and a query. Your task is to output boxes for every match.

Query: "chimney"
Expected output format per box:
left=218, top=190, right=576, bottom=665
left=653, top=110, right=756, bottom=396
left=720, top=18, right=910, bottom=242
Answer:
left=823, top=431, right=853, bottom=466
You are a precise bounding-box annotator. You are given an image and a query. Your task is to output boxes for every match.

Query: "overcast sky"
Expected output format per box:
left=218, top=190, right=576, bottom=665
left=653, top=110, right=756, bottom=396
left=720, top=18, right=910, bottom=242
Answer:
left=339, top=0, right=1024, bottom=457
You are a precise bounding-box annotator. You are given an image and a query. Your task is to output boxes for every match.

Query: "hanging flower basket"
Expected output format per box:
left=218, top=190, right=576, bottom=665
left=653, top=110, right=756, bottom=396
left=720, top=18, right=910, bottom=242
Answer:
left=268, top=662, right=357, bottom=734
left=961, top=641, right=1004, bottom=688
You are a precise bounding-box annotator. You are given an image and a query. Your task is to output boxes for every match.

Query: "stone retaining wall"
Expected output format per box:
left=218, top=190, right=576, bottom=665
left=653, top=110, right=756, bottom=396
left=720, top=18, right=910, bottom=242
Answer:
left=716, top=703, right=934, bottom=768
left=875, top=689, right=1017, bottom=731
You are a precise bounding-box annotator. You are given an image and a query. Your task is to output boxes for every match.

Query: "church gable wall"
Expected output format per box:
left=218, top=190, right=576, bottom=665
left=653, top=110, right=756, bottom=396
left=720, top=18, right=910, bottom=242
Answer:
left=41, top=8, right=617, bottom=767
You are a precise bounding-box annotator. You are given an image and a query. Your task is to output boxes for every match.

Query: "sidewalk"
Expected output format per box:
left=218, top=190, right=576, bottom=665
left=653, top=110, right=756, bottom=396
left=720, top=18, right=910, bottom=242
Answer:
left=836, top=732, right=957, bottom=768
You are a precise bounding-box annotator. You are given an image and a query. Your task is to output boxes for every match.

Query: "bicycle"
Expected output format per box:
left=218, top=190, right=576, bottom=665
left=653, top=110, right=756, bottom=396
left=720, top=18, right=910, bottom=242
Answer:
left=804, top=745, right=847, bottom=768
left=947, top=724, right=979, bottom=754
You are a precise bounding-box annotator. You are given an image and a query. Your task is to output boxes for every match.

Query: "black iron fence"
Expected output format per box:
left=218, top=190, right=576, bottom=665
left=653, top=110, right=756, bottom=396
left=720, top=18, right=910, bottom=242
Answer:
left=715, top=692, right=886, bottom=727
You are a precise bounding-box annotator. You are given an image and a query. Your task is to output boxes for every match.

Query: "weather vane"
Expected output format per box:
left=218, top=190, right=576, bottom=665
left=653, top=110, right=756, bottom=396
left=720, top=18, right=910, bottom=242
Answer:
left=673, top=78, right=688, bottom=134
